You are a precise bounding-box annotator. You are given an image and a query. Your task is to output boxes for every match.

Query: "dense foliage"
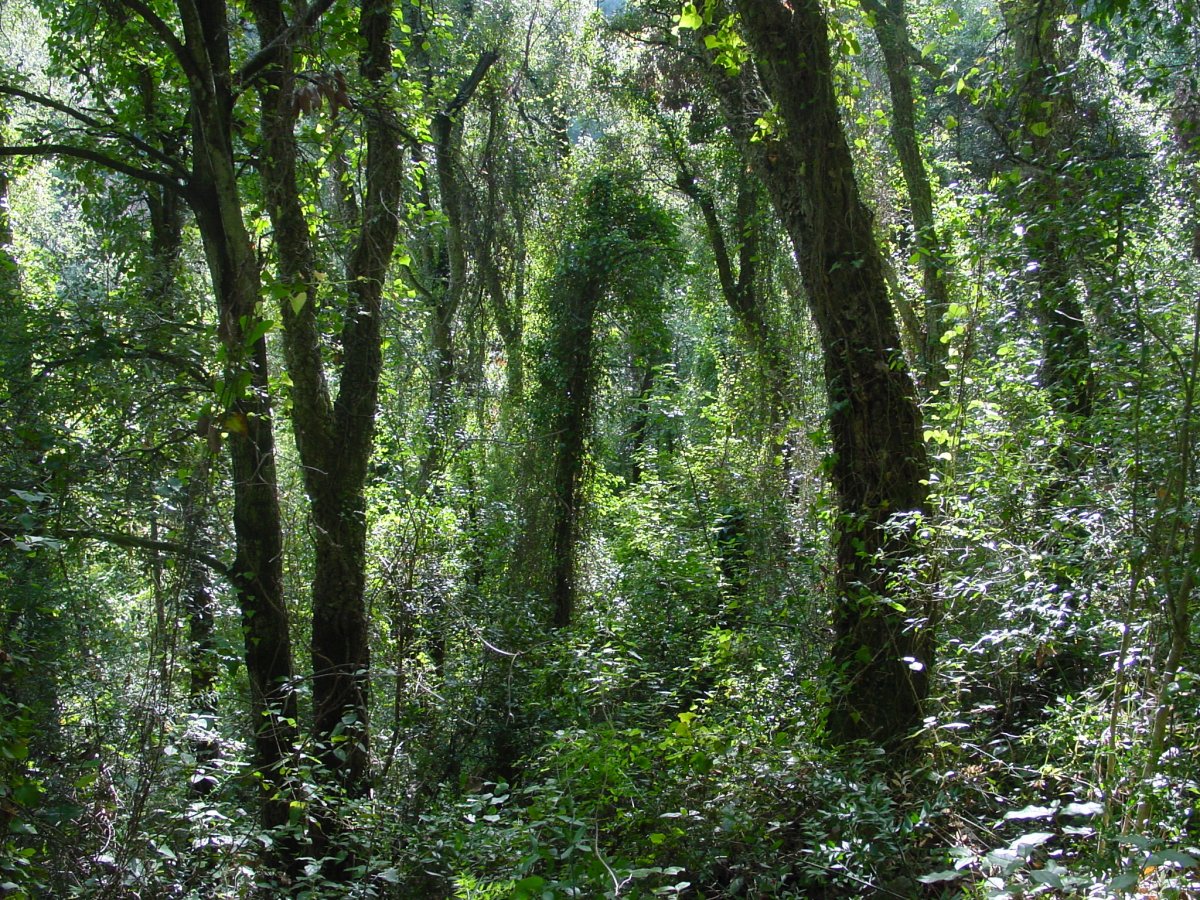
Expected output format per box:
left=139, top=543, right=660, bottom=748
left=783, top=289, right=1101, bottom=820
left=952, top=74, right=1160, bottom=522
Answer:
left=0, top=0, right=1198, bottom=897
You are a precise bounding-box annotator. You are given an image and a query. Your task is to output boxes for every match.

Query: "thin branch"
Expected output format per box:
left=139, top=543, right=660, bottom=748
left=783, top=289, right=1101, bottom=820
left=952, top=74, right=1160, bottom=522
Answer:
left=112, top=341, right=214, bottom=388
left=55, top=528, right=232, bottom=579
left=0, top=143, right=185, bottom=193
left=115, top=0, right=202, bottom=87
left=397, top=262, right=436, bottom=301
left=237, top=0, right=339, bottom=89
left=0, top=84, right=190, bottom=177
left=32, top=340, right=212, bottom=390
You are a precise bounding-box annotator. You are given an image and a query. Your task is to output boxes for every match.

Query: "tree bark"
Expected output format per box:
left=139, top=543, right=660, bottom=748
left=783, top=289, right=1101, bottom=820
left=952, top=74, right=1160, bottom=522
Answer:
left=414, top=50, right=500, bottom=495
left=477, top=93, right=526, bottom=404
left=176, top=0, right=299, bottom=831
left=865, top=0, right=952, bottom=395
left=706, top=0, right=933, bottom=747
left=547, top=270, right=603, bottom=627
left=248, top=0, right=404, bottom=805
left=1001, top=0, right=1095, bottom=446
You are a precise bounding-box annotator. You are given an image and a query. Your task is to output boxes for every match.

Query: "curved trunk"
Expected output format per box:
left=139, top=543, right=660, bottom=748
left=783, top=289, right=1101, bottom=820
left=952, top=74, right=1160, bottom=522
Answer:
left=868, top=0, right=952, bottom=395
left=707, top=0, right=933, bottom=747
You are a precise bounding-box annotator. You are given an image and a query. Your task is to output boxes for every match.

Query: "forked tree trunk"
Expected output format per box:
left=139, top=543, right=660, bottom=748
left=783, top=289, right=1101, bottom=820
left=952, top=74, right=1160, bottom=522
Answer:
left=414, top=51, right=500, bottom=495
left=249, top=0, right=404, bottom=807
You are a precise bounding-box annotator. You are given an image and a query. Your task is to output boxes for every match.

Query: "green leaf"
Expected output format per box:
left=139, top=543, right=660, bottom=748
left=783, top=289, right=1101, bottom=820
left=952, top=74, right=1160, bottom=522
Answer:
left=678, top=3, right=702, bottom=29
left=1009, top=831, right=1055, bottom=856
left=513, top=875, right=547, bottom=899
left=12, top=782, right=42, bottom=806
left=1029, top=121, right=1051, bottom=137
left=290, top=291, right=307, bottom=316
left=918, top=870, right=965, bottom=884
left=1029, top=868, right=1063, bottom=887
left=241, top=317, right=274, bottom=347
left=1152, top=850, right=1199, bottom=868
left=1004, top=804, right=1056, bottom=820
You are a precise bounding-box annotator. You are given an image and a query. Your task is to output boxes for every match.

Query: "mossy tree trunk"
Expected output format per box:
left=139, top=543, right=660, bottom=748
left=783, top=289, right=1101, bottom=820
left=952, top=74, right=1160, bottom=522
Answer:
left=865, top=0, right=952, bottom=395
left=703, top=0, right=933, bottom=747
left=177, top=0, right=300, bottom=831
left=536, top=176, right=677, bottom=628
left=249, top=0, right=405, bottom=809
left=1001, top=0, right=1095, bottom=455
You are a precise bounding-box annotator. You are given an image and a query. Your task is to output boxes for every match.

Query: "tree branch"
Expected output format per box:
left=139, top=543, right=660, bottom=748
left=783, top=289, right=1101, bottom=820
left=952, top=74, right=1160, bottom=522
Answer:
left=53, top=529, right=232, bottom=579
left=32, top=339, right=213, bottom=390
left=857, top=0, right=946, bottom=79
left=0, top=143, right=185, bottom=193
left=0, top=85, right=190, bottom=178
left=115, top=0, right=203, bottom=87
left=114, top=341, right=213, bottom=388
left=444, top=49, right=501, bottom=119
left=237, top=0, right=340, bottom=89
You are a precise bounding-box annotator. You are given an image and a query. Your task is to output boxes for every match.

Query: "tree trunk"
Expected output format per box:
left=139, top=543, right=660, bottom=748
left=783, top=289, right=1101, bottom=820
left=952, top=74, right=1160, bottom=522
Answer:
left=536, top=176, right=675, bottom=627
left=477, top=93, right=526, bottom=404
left=178, top=0, right=298, bottom=829
left=414, top=51, right=500, bottom=495
left=708, top=0, right=933, bottom=747
left=867, top=0, right=952, bottom=395
left=1002, top=0, right=1095, bottom=450
left=548, top=272, right=603, bottom=627
left=178, top=454, right=220, bottom=795
left=674, top=158, right=795, bottom=477
left=143, top=160, right=221, bottom=794
left=248, top=0, right=404, bottom=806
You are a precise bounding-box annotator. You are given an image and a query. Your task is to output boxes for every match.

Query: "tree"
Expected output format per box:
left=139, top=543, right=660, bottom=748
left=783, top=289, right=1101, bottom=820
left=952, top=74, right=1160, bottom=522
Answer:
left=688, top=0, right=933, bottom=747
left=999, top=0, right=1095, bottom=455
left=405, top=38, right=500, bottom=496
left=534, top=172, right=677, bottom=627
left=862, top=0, right=954, bottom=395
left=249, top=0, right=406, bottom=811
left=5, top=0, right=1200, bottom=893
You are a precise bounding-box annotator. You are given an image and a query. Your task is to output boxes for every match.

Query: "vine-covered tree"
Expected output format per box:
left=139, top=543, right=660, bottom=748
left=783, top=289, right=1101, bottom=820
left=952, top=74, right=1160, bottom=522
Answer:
left=686, top=0, right=932, bottom=747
